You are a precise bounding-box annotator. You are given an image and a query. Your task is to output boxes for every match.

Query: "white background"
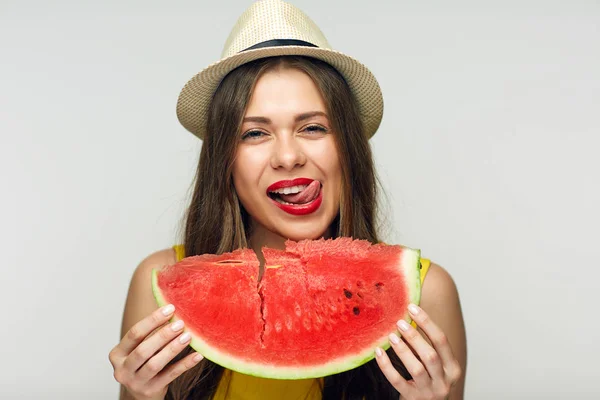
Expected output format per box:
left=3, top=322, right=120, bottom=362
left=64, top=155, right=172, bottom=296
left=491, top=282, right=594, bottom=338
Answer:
left=1, top=0, right=599, bottom=398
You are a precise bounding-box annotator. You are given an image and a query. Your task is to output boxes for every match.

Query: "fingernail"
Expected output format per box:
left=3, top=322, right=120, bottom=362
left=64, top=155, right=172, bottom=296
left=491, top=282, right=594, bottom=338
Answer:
left=193, top=353, right=203, bottom=362
left=375, top=347, right=383, bottom=357
left=162, top=304, right=175, bottom=316
left=398, top=320, right=410, bottom=331
left=179, top=332, right=191, bottom=344
left=171, top=320, right=184, bottom=331
left=408, top=304, right=420, bottom=315
left=389, top=333, right=400, bottom=345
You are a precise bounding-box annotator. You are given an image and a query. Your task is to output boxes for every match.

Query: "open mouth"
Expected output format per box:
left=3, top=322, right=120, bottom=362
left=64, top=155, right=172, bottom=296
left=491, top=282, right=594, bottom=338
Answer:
left=266, top=179, right=323, bottom=216
left=267, top=181, right=321, bottom=205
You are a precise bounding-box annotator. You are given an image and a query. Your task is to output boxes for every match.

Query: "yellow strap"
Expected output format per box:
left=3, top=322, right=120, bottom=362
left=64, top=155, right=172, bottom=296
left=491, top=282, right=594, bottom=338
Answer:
left=173, top=244, right=185, bottom=263
left=419, top=258, right=431, bottom=286
left=173, top=245, right=431, bottom=327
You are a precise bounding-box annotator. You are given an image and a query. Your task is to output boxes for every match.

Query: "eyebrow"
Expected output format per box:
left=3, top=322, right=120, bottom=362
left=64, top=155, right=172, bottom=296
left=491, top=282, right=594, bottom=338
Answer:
left=242, top=111, right=328, bottom=124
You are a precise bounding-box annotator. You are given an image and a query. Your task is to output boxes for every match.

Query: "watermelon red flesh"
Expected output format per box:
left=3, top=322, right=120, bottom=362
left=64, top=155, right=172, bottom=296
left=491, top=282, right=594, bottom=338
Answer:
left=152, top=238, right=421, bottom=379
left=153, top=249, right=263, bottom=353
left=259, top=240, right=412, bottom=366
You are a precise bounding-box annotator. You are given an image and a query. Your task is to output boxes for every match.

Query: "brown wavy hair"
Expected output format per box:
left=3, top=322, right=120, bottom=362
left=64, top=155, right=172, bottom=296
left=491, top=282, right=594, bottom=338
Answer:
left=166, top=56, right=409, bottom=399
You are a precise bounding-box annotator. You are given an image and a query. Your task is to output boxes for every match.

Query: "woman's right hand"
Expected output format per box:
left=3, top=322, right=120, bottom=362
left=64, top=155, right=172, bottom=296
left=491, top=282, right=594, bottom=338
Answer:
left=109, top=304, right=204, bottom=400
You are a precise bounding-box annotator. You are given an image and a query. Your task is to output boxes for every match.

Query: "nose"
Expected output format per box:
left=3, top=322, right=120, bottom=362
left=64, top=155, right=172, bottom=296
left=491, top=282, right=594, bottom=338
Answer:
left=270, top=134, right=306, bottom=171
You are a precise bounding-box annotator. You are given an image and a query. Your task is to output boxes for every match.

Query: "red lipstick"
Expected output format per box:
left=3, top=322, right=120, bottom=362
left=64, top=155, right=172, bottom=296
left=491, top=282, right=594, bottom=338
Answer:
left=266, top=178, right=323, bottom=216
left=266, top=178, right=315, bottom=192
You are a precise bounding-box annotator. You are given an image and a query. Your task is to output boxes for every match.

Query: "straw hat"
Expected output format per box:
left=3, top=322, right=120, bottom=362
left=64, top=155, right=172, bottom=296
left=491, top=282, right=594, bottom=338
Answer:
left=176, top=0, right=384, bottom=140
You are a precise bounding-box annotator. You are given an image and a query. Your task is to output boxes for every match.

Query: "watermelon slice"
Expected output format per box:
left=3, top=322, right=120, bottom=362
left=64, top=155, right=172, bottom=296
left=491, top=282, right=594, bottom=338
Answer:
left=152, top=238, right=421, bottom=379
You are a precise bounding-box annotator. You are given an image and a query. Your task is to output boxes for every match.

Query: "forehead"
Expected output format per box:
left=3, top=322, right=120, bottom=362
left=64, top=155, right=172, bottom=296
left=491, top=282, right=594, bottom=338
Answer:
left=244, top=67, right=327, bottom=116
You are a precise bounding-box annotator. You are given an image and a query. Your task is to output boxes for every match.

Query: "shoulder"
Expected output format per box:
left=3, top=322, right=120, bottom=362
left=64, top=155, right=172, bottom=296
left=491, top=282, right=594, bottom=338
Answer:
left=419, top=262, right=464, bottom=333
left=421, top=262, right=460, bottom=308
left=128, top=247, right=178, bottom=290
left=120, top=248, right=178, bottom=337
left=135, top=248, right=178, bottom=277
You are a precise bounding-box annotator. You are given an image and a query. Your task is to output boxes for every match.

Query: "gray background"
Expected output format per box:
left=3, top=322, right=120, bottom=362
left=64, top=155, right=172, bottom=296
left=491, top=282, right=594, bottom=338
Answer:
left=1, top=0, right=599, bottom=398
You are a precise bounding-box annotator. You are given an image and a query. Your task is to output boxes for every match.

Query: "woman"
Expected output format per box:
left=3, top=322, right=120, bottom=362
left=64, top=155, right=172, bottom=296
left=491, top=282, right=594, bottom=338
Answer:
left=109, top=1, right=467, bottom=399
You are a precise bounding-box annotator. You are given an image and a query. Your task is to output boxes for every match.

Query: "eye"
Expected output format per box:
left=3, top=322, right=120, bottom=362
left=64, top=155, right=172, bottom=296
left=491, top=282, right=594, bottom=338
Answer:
left=303, top=124, right=328, bottom=134
left=241, top=130, right=267, bottom=140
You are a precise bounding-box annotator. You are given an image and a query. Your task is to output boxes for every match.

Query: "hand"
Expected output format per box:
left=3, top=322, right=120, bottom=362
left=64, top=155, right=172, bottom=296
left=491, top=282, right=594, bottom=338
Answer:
left=375, top=304, right=462, bottom=400
left=109, top=304, right=204, bottom=400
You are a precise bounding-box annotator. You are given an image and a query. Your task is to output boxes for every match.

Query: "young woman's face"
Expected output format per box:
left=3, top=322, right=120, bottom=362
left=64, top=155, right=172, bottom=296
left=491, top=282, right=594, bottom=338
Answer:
left=232, top=67, right=342, bottom=245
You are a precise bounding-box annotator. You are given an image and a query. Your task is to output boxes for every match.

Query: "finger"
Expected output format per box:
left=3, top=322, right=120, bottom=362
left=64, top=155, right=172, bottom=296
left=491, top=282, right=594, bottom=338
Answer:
left=388, top=332, right=431, bottom=387
left=151, top=351, right=204, bottom=390
left=118, top=304, right=176, bottom=356
left=374, top=347, right=412, bottom=395
left=123, top=318, right=186, bottom=373
left=137, top=330, right=194, bottom=381
left=397, top=318, right=445, bottom=381
left=408, top=304, right=458, bottom=373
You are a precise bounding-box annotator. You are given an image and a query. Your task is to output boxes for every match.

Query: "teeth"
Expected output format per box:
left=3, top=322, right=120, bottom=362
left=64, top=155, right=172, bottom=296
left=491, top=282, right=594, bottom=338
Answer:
left=274, top=197, right=295, bottom=205
left=270, top=184, right=308, bottom=195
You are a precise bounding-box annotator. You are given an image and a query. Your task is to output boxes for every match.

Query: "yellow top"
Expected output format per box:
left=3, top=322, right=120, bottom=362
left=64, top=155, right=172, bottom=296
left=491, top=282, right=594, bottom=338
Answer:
left=172, top=244, right=431, bottom=400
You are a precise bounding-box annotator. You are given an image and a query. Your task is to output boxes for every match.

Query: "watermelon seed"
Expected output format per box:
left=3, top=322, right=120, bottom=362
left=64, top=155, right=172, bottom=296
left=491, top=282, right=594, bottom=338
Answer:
left=303, top=318, right=311, bottom=330
left=357, top=292, right=363, bottom=299
left=343, top=289, right=353, bottom=299
left=375, top=282, right=384, bottom=291
left=353, top=307, right=360, bottom=315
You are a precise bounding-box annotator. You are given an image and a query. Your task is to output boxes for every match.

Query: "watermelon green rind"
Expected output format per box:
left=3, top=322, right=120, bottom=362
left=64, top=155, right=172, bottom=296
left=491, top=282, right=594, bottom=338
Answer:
left=186, top=328, right=381, bottom=380
left=151, top=268, right=175, bottom=320
left=407, top=247, right=422, bottom=313
left=150, top=245, right=422, bottom=380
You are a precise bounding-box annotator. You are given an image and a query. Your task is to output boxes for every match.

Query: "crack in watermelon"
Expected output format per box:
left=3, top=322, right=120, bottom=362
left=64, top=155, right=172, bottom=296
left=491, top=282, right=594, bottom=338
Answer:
left=258, top=284, right=267, bottom=346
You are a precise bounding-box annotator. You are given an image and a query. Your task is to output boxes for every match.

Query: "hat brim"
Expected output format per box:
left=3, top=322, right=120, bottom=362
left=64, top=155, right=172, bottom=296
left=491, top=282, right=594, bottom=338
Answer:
left=176, top=46, right=383, bottom=140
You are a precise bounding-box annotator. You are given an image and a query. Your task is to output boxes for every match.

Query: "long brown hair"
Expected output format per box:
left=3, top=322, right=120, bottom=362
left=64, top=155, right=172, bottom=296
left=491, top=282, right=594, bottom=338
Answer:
left=167, top=56, right=409, bottom=399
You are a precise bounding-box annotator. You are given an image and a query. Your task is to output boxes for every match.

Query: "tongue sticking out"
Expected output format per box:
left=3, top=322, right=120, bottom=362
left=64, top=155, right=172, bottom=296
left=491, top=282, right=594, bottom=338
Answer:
left=279, top=181, right=321, bottom=204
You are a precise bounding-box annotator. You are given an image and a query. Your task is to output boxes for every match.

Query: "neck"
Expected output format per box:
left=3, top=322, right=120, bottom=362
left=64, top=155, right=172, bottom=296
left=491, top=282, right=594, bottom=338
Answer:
left=248, top=225, right=286, bottom=265
left=247, top=225, right=285, bottom=280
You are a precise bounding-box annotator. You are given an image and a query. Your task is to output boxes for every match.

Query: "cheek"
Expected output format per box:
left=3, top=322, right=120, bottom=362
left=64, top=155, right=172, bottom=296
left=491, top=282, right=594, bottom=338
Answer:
left=319, top=143, right=342, bottom=183
left=232, top=158, right=251, bottom=200
left=328, top=152, right=342, bottom=178
left=309, top=143, right=342, bottom=203
left=232, top=148, right=266, bottom=203
left=305, top=137, right=341, bottom=173
left=326, top=149, right=343, bottom=204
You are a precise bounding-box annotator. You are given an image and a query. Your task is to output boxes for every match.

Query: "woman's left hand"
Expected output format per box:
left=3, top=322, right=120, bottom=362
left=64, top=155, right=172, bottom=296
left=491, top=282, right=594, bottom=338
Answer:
left=375, top=303, right=462, bottom=400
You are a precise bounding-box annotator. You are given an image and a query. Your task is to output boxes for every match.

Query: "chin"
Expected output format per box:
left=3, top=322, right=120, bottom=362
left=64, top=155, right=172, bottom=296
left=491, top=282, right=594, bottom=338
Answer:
left=275, top=221, right=332, bottom=242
